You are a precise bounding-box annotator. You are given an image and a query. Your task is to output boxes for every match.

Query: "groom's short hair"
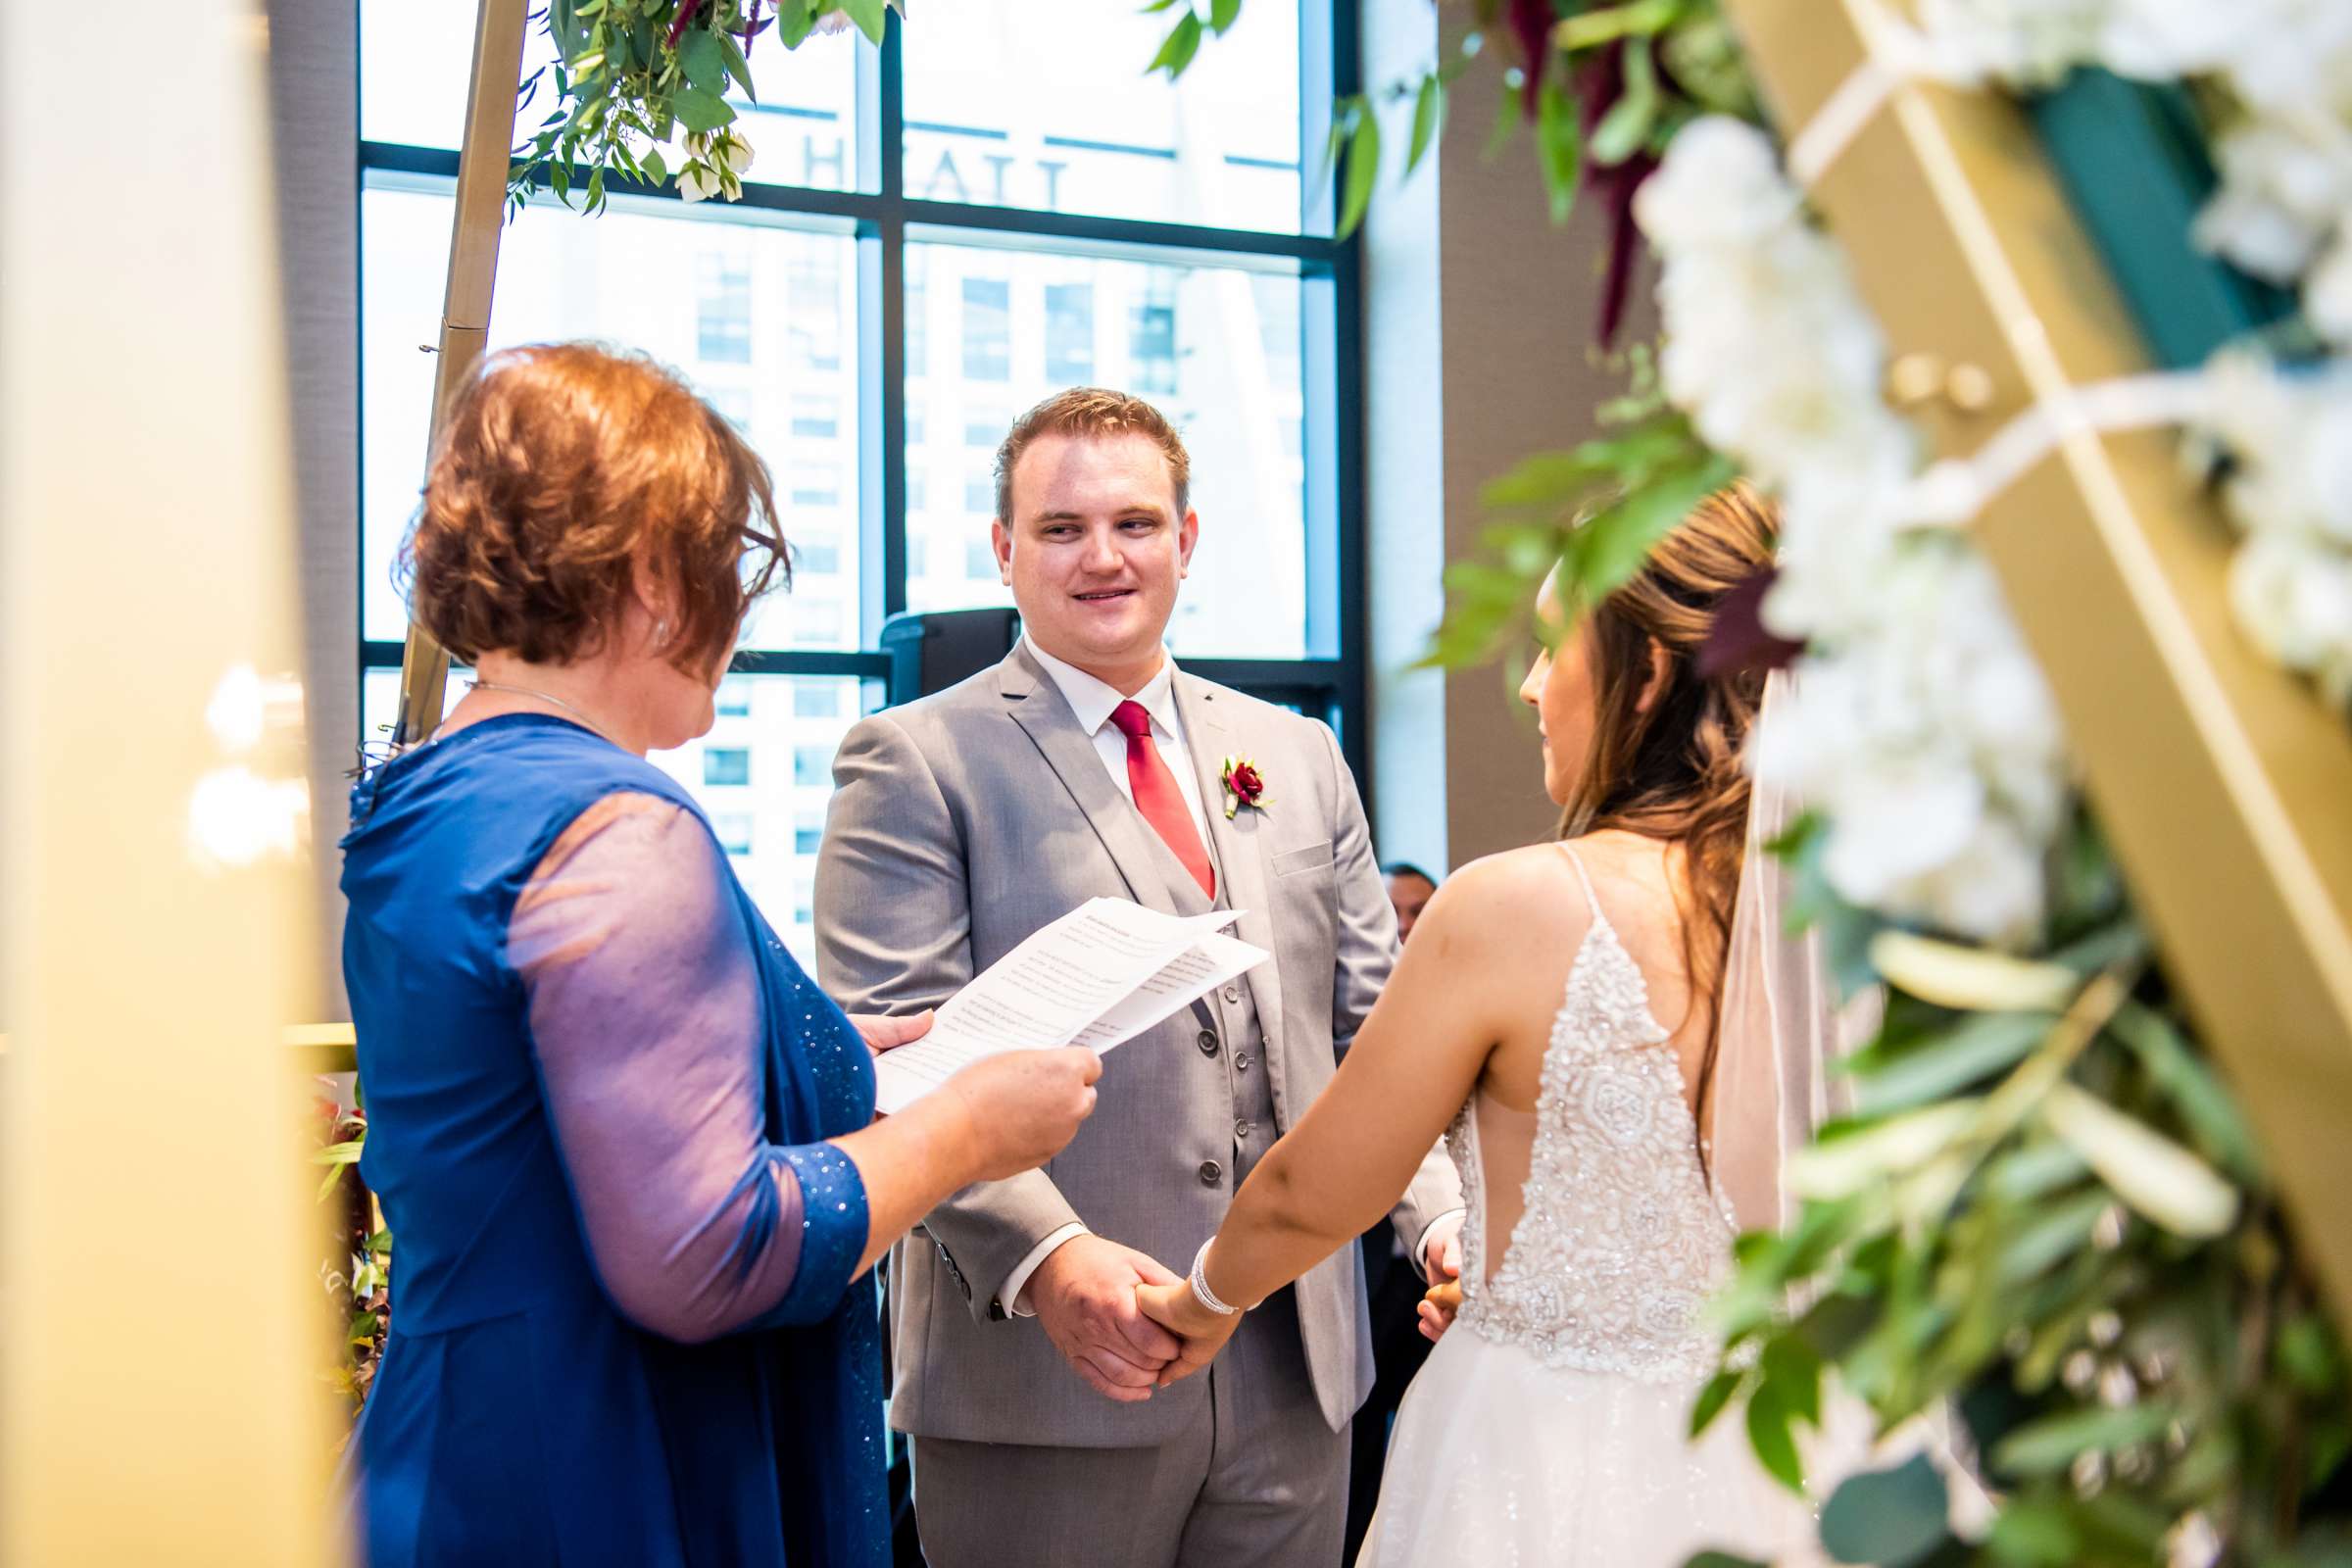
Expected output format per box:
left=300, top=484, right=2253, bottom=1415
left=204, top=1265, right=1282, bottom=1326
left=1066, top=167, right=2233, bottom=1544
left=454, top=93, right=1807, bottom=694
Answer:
left=994, top=387, right=1191, bottom=524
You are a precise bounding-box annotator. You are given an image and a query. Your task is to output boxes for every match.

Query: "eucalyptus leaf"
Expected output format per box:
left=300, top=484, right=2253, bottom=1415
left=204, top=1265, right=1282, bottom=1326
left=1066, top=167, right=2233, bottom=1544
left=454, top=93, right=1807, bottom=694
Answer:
left=1762, top=1337, right=1824, bottom=1430
left=1406, top=74, right=1446, bottom=176
left=671, top=85, right=738, bottom=133
left=2106, top=1000, right=2261, bottom=1181
left=1818, top=1455, right=1949, bottom=1567
left=679, top=26, right=729, bottom=92
left=1590, top=37, right=1660, bottom=166
left=1989, top=1402, right=2174, bottom=1477
left=1994, top=1189, right=2112, bottom=1284
left=716, top=29, right=758, bottom=100
left=1845, top=1011, right=2051, bottom=1113
left=1210, top=0, right=1242, bottom=34
left=1150, top=11, right=1204, bottom=78
left=1683, top=1556, right=1771, bottom=1568
left=1690, top=1366, right=1744, bottom=1437
left=1534, top=78, right=1581, bottom=223
left=1869, top=931, right=2079, bottom=1013
left=2040, top=1082, right=2239, bottom=1239
left=1337, top=110, right=1382, bottom=239
left=838, top=0, right=887, bottom=46
left=1743, top=1378, right=1806, bottom=1494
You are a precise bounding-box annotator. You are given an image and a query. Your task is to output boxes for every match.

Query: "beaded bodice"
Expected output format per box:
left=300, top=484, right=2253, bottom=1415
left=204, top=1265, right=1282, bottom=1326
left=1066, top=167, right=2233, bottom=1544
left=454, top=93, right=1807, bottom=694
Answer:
left=1448, top=846, right=1737, bottom=1383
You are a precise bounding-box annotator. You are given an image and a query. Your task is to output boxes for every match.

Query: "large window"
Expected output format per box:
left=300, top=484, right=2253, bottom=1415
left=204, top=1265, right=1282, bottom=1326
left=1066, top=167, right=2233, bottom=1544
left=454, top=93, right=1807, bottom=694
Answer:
left=360, top=2, right=1362, bottom=962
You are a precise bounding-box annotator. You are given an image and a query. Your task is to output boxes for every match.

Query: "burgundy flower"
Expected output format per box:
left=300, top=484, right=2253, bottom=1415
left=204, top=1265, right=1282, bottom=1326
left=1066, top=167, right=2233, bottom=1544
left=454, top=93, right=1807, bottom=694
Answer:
left=1220, top=757, right=1271, bottom=819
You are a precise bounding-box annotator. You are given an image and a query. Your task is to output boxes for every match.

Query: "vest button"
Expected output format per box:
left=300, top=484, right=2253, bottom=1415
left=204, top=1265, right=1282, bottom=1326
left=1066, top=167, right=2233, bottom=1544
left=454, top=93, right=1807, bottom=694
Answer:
left=1198, top=1159, right=1223, bottom=1186
left=1223, top=984, right=1242, bottom=1004
left=1234, top=1053, right=1253, bottom=1072
left=1197, top=1029, right=1219, bottom=1055
left=1235, top=1118, right=1254, bottom=1141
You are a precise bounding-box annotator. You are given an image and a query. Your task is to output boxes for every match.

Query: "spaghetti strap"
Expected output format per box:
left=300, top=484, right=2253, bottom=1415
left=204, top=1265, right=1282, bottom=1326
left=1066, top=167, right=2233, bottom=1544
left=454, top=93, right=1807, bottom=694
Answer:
left=1553, top=841, right=1604, bottom=925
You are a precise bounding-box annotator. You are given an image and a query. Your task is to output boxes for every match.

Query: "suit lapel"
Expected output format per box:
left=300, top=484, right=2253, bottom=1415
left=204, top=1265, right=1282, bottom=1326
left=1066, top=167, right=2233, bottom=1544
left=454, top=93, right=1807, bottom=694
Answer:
left=999, top=647, right=1179, bottom=915
left=1174, top=674, right=1288, bottom=1060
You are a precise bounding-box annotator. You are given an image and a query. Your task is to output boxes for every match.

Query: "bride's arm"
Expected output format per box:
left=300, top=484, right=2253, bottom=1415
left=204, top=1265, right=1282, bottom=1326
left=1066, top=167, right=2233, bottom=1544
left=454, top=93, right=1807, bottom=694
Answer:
left=1139, top=851, right=1586, bottom=1373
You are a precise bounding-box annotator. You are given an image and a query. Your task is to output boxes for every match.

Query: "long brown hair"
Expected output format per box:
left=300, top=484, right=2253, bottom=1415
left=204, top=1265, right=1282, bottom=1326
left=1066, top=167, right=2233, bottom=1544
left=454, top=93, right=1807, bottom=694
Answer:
left=1555, top=481, right=1777, bottom=1142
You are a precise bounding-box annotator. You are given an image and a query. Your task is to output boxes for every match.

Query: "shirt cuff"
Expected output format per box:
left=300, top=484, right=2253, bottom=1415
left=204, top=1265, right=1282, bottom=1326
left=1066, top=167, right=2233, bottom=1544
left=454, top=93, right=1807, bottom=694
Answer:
left=999, top=1222, right=1089, bottom=1318
left=1413, top=1208, right=1467, bottom=1283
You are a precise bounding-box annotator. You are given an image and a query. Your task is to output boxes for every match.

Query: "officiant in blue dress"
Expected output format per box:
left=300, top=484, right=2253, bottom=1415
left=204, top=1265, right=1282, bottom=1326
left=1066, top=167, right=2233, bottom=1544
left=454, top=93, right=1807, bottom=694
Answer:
left=339, top=342, right=1100, bottom=1567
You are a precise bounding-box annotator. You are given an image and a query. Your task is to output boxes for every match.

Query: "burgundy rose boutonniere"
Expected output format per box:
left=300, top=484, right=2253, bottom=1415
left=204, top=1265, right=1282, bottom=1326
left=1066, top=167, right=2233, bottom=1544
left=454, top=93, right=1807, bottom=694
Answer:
left=1219, top=757, right=1270, bottom=820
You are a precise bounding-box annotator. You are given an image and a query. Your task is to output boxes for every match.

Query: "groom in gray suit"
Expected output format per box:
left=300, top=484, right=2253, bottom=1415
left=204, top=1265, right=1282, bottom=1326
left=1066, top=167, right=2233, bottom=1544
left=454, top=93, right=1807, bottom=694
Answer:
left=814, top=388, right=1462, bottom=1567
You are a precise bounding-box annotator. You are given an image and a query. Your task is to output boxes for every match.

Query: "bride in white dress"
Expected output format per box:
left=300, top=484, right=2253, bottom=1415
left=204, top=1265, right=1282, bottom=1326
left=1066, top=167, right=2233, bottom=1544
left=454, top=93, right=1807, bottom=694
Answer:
left=1139, top=484, right=1837, bottom=1565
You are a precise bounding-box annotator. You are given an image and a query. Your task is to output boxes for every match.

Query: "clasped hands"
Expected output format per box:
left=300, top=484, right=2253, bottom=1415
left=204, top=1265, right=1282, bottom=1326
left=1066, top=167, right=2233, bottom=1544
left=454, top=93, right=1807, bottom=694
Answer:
left=1026, top=1231, right=1469, bottom=1399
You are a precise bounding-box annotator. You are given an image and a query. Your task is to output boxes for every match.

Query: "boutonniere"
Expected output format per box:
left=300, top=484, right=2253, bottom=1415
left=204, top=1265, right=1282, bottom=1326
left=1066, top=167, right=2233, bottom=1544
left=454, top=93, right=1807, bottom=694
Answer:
left=1219, top=757, right=1270, bottom=820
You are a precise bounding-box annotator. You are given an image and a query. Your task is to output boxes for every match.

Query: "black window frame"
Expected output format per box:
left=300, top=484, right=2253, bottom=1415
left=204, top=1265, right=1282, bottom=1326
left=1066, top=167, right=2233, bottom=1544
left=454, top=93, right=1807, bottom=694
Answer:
left=358, top=5, right=1368, bottom=778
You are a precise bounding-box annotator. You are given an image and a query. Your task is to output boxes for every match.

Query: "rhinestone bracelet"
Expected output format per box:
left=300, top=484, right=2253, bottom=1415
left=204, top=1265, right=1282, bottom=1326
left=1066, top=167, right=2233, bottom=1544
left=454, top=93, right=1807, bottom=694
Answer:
left=1189, top=1240, right=1241, bottom=1317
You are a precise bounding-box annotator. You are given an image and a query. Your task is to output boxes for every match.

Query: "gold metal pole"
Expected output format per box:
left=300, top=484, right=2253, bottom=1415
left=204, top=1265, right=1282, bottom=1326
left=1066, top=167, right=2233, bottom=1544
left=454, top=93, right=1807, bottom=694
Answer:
left=1728, top=0, right=2352, bottom=1316
left=0, top=0, right=334, bottom=1558
left=392, top=0, right=530, bottom=745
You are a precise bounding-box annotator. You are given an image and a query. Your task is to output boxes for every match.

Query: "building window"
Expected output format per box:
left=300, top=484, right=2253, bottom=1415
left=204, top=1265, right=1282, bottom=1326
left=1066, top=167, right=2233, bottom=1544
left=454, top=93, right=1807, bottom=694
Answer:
left=795, top=825, right=825, bottom=856
left=359, top=0, right=1354, bottom=961
left=788, top=253, right=841, bottom=371
left=1129, top=270, right=1180, bottom=396
left=796, top=533, right=841, bottom=574
left=964, top=408, right=1006, bottom=449
left=791, top=464, right=842, bottom=510
left=697, top=252, right=753, bottom=365
left=791, top=394, right=839, bottom=440
left=1045, top=282, right=1094, bottom=383
left=712, top=812, right=756, bottom=856
left=906, top=249, right=930, bottom=379
left=960, top=277, right=1010, bottom=382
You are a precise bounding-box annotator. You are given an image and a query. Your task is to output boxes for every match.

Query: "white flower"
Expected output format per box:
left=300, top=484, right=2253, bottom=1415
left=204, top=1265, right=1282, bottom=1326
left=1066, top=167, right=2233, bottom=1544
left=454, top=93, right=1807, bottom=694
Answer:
left=1632, top=117, right=1798, bottom=249
left=2229, top=529, right=2352, bottom=690
left=1916, top=0, right=2108, bottom=87
left=2192, top=121, right=2352, bottom=283
left=677, top=127, right=756, bottom=203
left=2307, top=233, right=2352, bottom=347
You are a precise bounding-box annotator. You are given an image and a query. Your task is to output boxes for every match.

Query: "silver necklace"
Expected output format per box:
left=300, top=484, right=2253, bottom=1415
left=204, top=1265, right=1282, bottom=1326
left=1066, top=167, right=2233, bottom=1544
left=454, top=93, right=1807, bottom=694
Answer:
left=467, top=678, right=617, bottom=744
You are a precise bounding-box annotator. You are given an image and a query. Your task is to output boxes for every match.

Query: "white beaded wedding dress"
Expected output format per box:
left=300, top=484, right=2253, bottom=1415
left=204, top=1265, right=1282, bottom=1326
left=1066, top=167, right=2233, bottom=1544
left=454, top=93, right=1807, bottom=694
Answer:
left=1358, top=843, right=1825, bottom=1567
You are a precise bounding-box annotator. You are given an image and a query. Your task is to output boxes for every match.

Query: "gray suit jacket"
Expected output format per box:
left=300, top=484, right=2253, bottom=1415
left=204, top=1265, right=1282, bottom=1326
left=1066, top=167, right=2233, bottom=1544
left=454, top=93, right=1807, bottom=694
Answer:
left=814, top=645, right=1462, bottom=1446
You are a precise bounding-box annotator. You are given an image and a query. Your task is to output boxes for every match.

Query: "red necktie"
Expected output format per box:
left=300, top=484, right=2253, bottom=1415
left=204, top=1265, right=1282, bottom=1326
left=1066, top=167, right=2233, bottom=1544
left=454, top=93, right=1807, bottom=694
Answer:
left=1109, top=700, right=1215, bottom=900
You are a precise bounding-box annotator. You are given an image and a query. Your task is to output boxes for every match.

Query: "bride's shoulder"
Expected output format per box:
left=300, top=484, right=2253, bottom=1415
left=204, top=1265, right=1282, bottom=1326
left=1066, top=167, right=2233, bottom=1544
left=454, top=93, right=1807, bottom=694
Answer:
left=1418, top=844, right=1597, bottom=949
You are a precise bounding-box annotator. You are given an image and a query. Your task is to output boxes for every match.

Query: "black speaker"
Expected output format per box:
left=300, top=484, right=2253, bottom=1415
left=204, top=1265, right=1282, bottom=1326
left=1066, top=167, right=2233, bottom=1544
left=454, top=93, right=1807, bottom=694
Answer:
left=878, top=608, right=1020, bottom=708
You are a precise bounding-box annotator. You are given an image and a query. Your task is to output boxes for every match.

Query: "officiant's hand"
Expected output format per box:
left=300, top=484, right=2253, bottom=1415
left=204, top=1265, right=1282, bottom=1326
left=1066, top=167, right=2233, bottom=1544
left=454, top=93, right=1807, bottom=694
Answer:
left=1021, top=1236, right=1185, bottom=1403
left=1417, top=1231, right=1463, bottom=1342
left=850, top=1009, right=934, bottom=1054
left=1132, top=1281, right=1240, bottom=1387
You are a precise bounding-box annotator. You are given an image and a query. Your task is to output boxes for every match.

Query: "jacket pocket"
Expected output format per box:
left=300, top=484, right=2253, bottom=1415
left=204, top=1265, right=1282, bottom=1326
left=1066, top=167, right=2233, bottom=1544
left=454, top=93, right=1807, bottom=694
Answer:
left=1271, top=840, right=1336, bottom=877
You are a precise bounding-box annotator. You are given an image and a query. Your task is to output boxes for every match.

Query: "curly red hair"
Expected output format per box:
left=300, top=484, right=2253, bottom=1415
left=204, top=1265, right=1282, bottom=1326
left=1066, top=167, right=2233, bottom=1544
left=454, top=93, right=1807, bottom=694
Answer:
left=399, top=342, right=787, bottom=674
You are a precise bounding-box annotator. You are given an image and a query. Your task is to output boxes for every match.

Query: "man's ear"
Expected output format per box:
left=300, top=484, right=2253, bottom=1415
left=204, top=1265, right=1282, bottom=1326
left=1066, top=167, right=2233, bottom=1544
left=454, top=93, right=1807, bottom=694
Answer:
left=1634, top=636, right=1673, bottom=714
left=1176, top=509, right=1200, bottom=578
left=992, top=519, right=1013, bottom=585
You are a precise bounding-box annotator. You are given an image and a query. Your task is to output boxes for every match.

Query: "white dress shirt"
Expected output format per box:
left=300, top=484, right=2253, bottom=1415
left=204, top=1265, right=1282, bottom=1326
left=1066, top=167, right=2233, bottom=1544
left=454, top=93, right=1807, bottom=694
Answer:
left=998, top=639, right=1213, bottom=1316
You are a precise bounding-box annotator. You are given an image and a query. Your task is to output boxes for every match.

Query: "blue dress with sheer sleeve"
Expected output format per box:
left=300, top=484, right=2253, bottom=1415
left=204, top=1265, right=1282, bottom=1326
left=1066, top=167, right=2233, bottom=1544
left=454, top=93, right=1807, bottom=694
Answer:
left=339, top=712, right=886, bottom=1568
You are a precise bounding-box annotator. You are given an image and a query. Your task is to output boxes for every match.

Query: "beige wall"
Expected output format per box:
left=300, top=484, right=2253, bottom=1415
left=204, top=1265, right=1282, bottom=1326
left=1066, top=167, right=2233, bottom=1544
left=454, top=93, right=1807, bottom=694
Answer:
left=1363, top=0, right=1655, bottom=873
left=266, top=0, right=360, bottom=1019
